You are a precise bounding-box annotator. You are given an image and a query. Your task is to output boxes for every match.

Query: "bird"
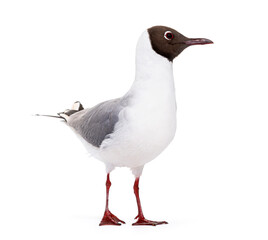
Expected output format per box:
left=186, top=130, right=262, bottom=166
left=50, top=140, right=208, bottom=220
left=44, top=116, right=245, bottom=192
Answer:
left=37, top=25, right=213, bottom=226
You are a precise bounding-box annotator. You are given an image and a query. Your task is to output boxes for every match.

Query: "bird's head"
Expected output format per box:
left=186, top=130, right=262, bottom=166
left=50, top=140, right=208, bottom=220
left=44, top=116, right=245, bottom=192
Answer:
left=148, top=26, right=213, bottom=62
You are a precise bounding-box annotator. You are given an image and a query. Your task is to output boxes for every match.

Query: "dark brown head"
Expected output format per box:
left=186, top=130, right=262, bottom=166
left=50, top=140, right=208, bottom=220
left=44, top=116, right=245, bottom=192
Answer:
left=148, top=26, right=213, bottom=62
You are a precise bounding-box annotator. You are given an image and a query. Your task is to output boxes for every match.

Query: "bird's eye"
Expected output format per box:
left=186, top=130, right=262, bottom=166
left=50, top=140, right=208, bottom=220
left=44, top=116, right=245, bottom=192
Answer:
left=164, top=31, right=174, bottom=40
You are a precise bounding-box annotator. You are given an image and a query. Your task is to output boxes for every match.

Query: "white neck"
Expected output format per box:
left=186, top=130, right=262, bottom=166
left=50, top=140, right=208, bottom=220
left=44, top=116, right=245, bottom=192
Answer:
left=127, top=31, right=176, bottom=106
left=134, top=31, right=173, bottom=83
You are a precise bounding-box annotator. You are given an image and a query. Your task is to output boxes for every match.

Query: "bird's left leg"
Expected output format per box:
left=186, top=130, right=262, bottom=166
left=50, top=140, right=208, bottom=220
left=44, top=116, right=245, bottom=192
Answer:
left=132, top=177, right=168, bottom=226
left=99, top=173, right=125, bottom=226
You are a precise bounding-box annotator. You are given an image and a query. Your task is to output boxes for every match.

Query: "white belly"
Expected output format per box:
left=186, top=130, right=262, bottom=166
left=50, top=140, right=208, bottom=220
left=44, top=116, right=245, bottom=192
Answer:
left=97, top=108, right=176, bottom=168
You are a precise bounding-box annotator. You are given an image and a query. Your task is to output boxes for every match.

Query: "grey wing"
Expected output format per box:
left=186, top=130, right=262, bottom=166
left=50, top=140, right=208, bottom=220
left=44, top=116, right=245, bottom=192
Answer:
left=68, top=98, right=124, bottom=147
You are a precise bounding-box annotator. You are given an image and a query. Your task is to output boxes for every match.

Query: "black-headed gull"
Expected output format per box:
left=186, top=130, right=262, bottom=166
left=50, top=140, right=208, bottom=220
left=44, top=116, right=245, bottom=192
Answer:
left=38, top=26, right=213, bottom=226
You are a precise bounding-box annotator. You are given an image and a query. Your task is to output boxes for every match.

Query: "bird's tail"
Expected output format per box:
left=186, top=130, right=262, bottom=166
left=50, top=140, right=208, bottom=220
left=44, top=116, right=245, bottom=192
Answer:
left=35, top=101, right=84, bottom=122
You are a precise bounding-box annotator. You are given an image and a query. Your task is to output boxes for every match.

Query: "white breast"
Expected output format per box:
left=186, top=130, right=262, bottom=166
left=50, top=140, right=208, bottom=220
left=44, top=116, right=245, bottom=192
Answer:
left=96, top=31, right=177, bottom=169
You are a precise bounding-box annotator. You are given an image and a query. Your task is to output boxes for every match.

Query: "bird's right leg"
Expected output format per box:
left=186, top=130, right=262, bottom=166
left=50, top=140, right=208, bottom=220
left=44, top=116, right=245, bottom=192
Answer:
left=99, top=173, right=125, bottom=226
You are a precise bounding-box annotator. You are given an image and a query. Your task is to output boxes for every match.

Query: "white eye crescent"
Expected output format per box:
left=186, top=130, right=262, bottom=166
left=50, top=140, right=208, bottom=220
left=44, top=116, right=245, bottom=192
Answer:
left=164, top=31, right=174, bottom=40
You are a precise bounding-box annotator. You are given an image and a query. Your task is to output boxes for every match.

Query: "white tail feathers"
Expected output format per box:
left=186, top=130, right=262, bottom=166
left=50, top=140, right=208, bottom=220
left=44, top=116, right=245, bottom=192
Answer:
left=57, top=101, right=84, bottom=122
left=35, top=101, right=84, bottom=122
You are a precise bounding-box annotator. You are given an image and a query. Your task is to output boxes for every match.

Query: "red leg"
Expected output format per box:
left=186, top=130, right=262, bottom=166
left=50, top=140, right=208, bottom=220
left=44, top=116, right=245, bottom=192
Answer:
left=132, top=177, right=168, bottom=226
left=99, top=174, right=125, bottom=226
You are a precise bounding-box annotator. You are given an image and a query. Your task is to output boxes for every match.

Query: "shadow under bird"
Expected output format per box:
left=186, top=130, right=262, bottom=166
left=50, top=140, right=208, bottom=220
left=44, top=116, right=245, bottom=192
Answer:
left=37, top=25, right=213, bottom=226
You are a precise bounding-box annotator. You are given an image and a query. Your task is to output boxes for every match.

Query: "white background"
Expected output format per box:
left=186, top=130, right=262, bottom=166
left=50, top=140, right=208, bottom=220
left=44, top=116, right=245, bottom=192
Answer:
left=0, top=0, right=267, bottom=239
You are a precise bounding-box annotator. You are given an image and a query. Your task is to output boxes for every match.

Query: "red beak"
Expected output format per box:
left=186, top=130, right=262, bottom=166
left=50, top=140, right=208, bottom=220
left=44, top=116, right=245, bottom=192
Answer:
left=184, top=38, right=213, bottom=46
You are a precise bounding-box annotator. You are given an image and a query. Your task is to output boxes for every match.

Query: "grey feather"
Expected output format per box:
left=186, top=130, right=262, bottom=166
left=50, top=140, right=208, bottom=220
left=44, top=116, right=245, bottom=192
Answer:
left=68, top=98, right=128, bottom=148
